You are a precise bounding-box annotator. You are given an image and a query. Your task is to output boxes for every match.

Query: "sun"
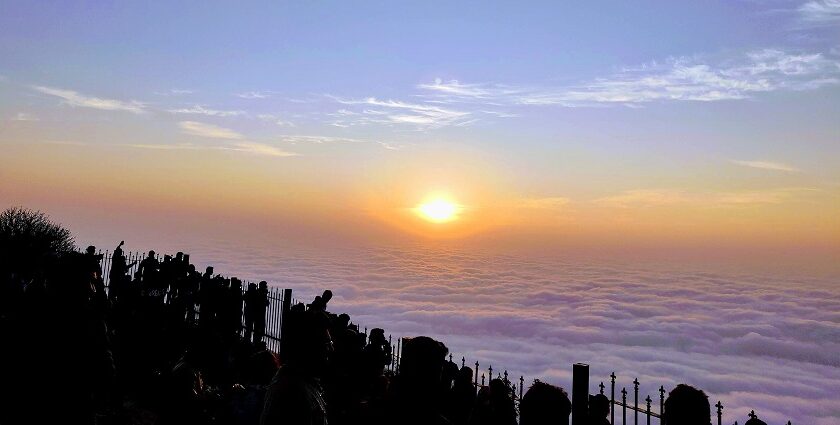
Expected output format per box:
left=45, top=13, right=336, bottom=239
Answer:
left=416, top=198, right=461, bottom=223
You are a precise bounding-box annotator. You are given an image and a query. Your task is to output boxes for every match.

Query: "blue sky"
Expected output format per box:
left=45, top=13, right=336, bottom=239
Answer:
left=1, top=0, right=839, bottom=251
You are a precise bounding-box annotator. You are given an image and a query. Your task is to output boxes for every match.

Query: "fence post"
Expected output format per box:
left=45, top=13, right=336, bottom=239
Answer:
left=519, top=376, right=524, bottom=401
left=715, top=401, right=723, bottom=425
left=645, top=395, right=651, bottom=425
left=474, top=361, right=479, bottom=393
left=610, top=372, right=616, bottom=425
left=659, top=386, right=666, bottom=425
left=633, top=378, right=639, bottom=425
left=572, top=363, right=589, bottom=425
left=622, top=387, right=627, bottom=425
left=279, top=288, right=292, bottom=359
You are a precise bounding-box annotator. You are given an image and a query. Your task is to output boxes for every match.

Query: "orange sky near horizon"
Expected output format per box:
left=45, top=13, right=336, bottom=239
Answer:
left=2, top=136, right=838, bottom=265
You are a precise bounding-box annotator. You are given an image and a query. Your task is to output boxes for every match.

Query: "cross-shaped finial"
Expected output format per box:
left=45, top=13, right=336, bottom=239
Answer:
left=748, top=410, right=756, bottom=419
left=610, top=372, right=616, bottom=383
left=599, top=382, right=605, bottom=394
left=621, top=387, right=627, bottom=400
left=633, top=378, right=639, bottom=388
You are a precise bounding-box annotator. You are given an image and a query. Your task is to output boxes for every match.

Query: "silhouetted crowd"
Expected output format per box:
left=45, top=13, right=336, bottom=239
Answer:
left=0, top=242, right=772, bottom=425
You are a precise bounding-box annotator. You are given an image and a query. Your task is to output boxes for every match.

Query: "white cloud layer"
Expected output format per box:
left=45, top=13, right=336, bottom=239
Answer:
left=186, top=244, right=840, bottom=425
left=33, top=85, right=146, bottom=113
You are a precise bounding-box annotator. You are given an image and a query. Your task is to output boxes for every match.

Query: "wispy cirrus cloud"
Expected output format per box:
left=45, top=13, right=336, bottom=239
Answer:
left=417, top=78, right=523, bottom=100
left=226, top=141, right=297, bottom=157
left=32, top=85, right=146, bottom=113
left=276, top=134, right=402, bottom=150
left=797, top=0, right=840, bottom=26
left=418, top=49, right=840, bottom=107
left=154, top=88, right=194, bottom=96
left=257, top=114, right=295, bottom=127
left=594, top=187, right=819, bottom=208
left=155, top=122, right=298, bottom=157
left=328, top=96, right=473, bottom=129
left=129, top=141, right=297, bottom=157
left=178, top=121, right=244, bottom=139
left=730, top=159, right=799, bottom=173
left=167, top=105, right=245, bottom=117
left=10, top=112, right=38, bottom=121
left=237, top=91, right=272, bottom=99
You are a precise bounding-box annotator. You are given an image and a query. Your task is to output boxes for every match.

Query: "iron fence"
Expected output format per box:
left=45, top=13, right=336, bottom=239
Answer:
left=92, top=249, right=792, bottom=425
left=96, top=249, right=291, bottom=353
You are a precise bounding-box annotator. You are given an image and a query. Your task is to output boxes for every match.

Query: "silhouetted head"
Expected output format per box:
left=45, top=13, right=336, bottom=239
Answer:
left=456, top=366, right=473, bottom=386
left=85, top=245, right=96, bottom=255
left=590, top=393, right=610, bottom=418
left=205, top=266, right=213, bottom=275
left=338, top=313, right=350, bottom=327
left=148, top=250, right=155, bottom=258
left=248, top=282, right=257, bottom=291
left=369, top=327, right=386, bottom=344
left=259, top=280, right=267, bottom=290
left=175, top=252, right=183, bottom=260
left=489, top=378, right=512, bottom=403
left=664, top=384, right=711, bottom=425
left=519, top=380, right=571, bottom=425
left=399, top=336, right=448, bottom=391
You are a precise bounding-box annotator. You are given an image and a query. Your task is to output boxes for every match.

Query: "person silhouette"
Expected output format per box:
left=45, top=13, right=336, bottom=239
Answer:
left=519, top=380, right=572, bottom=425
left=260, top=309, right=333, bottom=425
left=447, top=366, right=476, bottom=425
left=139, top=250, right=160, bottom=289
left=254, top=281, right=269, bottom=343
left=108, top=241, right=134, bottom=302
left=663, top=384, right=712, bottom=425
left=387, top=336, right=451, bottom=425
left=588, top=393, right=610, bottom=425
left=244, top=282, right=259, bottom=342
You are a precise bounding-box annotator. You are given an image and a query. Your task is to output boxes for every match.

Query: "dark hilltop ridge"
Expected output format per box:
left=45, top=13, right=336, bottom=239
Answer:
left=0, top=208, right=787, bottom=425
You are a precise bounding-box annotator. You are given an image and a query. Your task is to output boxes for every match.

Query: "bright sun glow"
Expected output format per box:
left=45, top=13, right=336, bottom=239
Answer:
left=416, top=199, right=460, bottom=223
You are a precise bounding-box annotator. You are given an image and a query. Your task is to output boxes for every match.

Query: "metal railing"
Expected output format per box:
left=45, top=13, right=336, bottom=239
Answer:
left=96, top=249, right=291, bottom=353
left=91, top=248, right=793, bottom=425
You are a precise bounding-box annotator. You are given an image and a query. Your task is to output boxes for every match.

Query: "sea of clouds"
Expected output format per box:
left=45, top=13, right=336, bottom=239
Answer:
left=178, top=243, right=838, bottom=425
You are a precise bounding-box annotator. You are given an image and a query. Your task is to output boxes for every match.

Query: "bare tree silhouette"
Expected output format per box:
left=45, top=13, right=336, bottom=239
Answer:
left=0, top=206, right=76, bottom=278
